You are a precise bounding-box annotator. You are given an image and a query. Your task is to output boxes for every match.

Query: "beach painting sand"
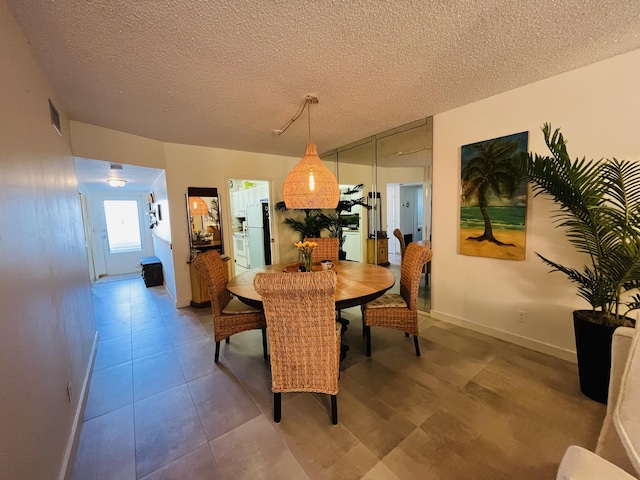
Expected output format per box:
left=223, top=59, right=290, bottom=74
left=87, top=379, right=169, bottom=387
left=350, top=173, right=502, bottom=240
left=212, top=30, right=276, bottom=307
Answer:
left=460, top=131, right=528, bottom=260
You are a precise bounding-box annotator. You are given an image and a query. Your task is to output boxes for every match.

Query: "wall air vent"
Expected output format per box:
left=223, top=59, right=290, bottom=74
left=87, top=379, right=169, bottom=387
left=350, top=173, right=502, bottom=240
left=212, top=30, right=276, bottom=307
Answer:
left=110, top=163, right=123, bottom=170
left=49, top=99, right=61, bottom=136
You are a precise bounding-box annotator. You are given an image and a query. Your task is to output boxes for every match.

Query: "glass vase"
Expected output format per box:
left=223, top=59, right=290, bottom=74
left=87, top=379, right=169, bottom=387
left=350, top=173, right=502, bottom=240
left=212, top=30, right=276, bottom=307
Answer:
left=303, top=252, right=313, bottom=272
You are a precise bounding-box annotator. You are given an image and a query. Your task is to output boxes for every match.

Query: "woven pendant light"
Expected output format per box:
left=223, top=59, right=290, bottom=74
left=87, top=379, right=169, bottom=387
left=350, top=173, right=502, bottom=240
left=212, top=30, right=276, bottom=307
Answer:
left=282, top=96, right=339, bottom=209
left=283, top=143, right=339, bottom=209
left=189, top=197, right=209, bottom=216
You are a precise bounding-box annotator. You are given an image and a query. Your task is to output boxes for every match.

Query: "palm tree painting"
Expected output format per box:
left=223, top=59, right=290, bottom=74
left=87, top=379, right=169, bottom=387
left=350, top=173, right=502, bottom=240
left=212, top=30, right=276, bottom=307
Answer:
left=460, top=131, right=528, bottom=260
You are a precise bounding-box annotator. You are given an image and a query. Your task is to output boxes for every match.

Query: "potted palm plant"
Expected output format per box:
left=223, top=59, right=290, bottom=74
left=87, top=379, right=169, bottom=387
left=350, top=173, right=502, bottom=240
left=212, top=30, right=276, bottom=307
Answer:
left=273, top=202, right=329, bottom=240
left=518, top=124, right=640, bottom=403
left=320, top=184, right=371, bottom=260
left=276, top=185, right=371, bottom=260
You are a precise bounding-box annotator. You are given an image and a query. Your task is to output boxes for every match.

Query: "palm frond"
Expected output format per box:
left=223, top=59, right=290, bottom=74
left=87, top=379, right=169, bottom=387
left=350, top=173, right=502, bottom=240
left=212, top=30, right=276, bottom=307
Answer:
left=521, top=124, right=640, bottom=324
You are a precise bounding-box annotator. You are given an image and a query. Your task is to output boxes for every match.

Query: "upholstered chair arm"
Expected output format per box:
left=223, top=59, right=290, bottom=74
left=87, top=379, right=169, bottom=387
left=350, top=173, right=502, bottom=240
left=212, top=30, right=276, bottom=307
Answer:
left=557, top=446, right=636, bottom=480
left=608, top=328, right=636, bottom=414
left=595, top=327, right=636, bottom=474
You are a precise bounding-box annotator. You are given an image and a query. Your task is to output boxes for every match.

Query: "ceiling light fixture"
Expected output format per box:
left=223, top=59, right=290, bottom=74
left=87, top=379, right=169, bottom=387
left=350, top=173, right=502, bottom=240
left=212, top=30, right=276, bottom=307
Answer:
left=280, top=95, right=339, bottom=210
left=107, top=179, right=127, bottom=188
left=394, top=148, right=427, bottom=156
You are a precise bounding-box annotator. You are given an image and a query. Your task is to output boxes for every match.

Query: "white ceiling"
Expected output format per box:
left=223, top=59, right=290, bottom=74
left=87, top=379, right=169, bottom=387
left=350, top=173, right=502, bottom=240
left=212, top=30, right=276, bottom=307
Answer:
left=74, top=157, right=164, bottom=192
left=8, top=0, right=640, bottom=188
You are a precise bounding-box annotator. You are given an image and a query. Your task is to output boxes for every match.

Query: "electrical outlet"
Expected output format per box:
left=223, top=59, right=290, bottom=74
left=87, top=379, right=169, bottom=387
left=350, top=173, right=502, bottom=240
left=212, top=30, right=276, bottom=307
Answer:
left=517, top=310, right=527, bottom=324
left=66, top=381, right=73, bottom=403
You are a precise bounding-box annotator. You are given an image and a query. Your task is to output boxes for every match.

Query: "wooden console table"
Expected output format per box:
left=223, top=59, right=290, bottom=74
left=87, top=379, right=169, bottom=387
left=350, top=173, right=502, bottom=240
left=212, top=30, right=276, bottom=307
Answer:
left=366, top=238, right=389, bottom=266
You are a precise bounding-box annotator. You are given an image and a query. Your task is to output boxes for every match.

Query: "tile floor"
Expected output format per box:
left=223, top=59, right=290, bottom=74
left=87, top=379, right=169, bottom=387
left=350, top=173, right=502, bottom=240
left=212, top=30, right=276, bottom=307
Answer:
left=72, top=262, right=604, bottom=479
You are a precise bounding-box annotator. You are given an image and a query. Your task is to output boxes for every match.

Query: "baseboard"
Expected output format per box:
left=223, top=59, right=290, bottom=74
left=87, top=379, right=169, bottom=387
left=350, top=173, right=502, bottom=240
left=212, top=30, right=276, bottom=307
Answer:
left=164, top=282, right=191, bottom=309
left=429, top=310, right=577, bottom=363
left=175, top=297, right=191, bottom=308
left=59, top=331, right=99, bottom=480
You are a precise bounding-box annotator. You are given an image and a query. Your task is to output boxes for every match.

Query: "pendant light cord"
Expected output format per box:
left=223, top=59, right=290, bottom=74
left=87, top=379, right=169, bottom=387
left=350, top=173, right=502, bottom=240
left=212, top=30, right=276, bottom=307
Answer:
left=272, top=95, right=318, bottom=136
left=307, top=100, right=311, bottom=142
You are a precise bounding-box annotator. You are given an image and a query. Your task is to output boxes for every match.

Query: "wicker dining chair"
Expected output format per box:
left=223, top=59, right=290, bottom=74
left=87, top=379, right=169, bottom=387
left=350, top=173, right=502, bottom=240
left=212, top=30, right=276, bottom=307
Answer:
left=362, top=243, right=432, bottom=356
left=304, top=237, right=340, bottom=264
left=192, top=251, right=267, bottom=363
left=305, top=236, right=346, bottom=330
left=393, top=228, right=430, bottom=284
left=254, top=270, right=341, bottom=425
left=393, top=228, right=407, bottom=259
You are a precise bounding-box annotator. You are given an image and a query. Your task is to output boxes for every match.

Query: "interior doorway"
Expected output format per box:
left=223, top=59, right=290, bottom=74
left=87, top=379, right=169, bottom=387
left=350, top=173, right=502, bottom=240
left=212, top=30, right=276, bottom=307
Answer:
left=386, top=183, right=426, bottom=251
left=399, top=184, right=424, bottom=244
left=87, top=191, right=154, bottom=277
left=227, top=179, right=274, bottom=275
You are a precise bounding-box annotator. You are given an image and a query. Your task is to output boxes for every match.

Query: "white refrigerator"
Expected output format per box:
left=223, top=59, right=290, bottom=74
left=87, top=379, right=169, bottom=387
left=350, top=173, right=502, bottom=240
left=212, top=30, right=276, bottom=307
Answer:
left=246, top=201, right=271, bottom=268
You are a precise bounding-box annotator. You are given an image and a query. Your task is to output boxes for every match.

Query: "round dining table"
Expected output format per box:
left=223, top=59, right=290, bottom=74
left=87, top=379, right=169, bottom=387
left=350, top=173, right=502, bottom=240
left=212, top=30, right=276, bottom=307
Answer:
left=226, top=261, right=396, bottom=310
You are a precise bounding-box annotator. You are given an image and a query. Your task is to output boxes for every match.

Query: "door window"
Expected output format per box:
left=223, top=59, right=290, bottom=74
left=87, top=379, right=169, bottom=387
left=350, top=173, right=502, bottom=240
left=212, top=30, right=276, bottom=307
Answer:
left=103, top=200, right=142, bottom=253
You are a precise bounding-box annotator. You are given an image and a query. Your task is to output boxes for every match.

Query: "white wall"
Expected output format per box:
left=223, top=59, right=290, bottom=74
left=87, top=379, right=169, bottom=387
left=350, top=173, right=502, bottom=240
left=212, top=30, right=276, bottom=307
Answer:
left=71, top=121, right=167, bottom=170
left=431, top=49, right=640, bottom=360
left=0, top=3, right=97, bottom=478
left=162, top=142, right=299, bottom=306
left=151, top=171, right=176, bottom=300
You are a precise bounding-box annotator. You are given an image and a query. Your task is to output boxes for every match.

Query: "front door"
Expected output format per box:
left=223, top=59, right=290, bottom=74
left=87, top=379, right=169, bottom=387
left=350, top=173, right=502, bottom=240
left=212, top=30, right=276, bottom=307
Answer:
left=100, top=196, right=149, bottom=275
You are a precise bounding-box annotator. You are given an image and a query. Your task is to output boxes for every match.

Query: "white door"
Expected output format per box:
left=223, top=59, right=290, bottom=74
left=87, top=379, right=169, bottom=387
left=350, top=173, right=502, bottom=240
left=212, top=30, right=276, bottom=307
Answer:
left=100, top=196, right=150, bottom=275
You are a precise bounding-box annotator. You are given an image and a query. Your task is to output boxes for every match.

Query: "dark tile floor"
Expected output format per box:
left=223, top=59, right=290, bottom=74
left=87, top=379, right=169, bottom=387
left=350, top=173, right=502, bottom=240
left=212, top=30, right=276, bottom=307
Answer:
left=72, top=261, right=604, bottom=479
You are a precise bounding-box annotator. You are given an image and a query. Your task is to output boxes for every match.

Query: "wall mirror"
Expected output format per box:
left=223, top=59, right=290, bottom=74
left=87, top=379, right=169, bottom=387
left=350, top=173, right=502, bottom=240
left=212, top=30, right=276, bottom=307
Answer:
left=323, top=117, right=433, bottom=311
left=186, top=187, right=223, bottom=255
left=323, top=137, right=375, bottom=263
left=376, top=119, right=432, bottom=246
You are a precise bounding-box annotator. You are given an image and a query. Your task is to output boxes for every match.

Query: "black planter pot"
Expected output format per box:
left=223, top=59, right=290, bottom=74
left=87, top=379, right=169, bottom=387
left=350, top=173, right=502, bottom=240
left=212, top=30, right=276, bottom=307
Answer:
left=573, top=310, right=617, bottom=404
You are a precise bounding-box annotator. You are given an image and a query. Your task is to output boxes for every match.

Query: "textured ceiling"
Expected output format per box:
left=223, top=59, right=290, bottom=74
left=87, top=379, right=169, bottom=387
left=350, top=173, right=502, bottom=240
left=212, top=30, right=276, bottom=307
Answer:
left=8, top=0, right=640, bottom=161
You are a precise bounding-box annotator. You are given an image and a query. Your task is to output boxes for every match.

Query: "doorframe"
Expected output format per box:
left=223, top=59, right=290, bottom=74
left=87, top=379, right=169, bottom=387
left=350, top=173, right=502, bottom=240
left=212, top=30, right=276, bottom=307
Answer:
left=387, top=183, right=427, bottom=250
left=386, top=184, right=400, bottom=254
left=87, top=190, right=154, bottom=277
left=225, top=177, right=277, bottom=276
left=79, top=193, right=97, bottom=282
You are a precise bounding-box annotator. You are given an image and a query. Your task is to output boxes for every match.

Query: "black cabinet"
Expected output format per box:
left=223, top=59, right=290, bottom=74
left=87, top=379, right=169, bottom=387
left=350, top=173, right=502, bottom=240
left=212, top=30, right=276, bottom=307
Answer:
left=140, top=256, right=163, bottom=287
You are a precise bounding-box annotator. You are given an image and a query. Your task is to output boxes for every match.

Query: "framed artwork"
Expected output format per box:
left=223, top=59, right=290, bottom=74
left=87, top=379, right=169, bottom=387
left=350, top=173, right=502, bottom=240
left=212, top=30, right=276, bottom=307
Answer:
left=460, top=131, right=528, bottom=260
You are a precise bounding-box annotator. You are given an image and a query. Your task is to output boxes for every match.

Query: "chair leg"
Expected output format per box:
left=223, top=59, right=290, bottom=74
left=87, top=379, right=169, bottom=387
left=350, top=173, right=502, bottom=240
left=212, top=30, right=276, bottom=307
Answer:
left=365, top=326, right=372, bottom=357
left=331, top=394, right=338, bottom=425
left=274, top=393, right=281, bottom=423
left=413, top=335, right=421, bottom=356
left=361, top=305, right=366, bottom=337
left=261, top=328, right=268, bottom=360
left=225, top=337, right=230, bottom=344
left=214, top=341, right=221, bottom=363
left=338, top=316, right=349, bottom=334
